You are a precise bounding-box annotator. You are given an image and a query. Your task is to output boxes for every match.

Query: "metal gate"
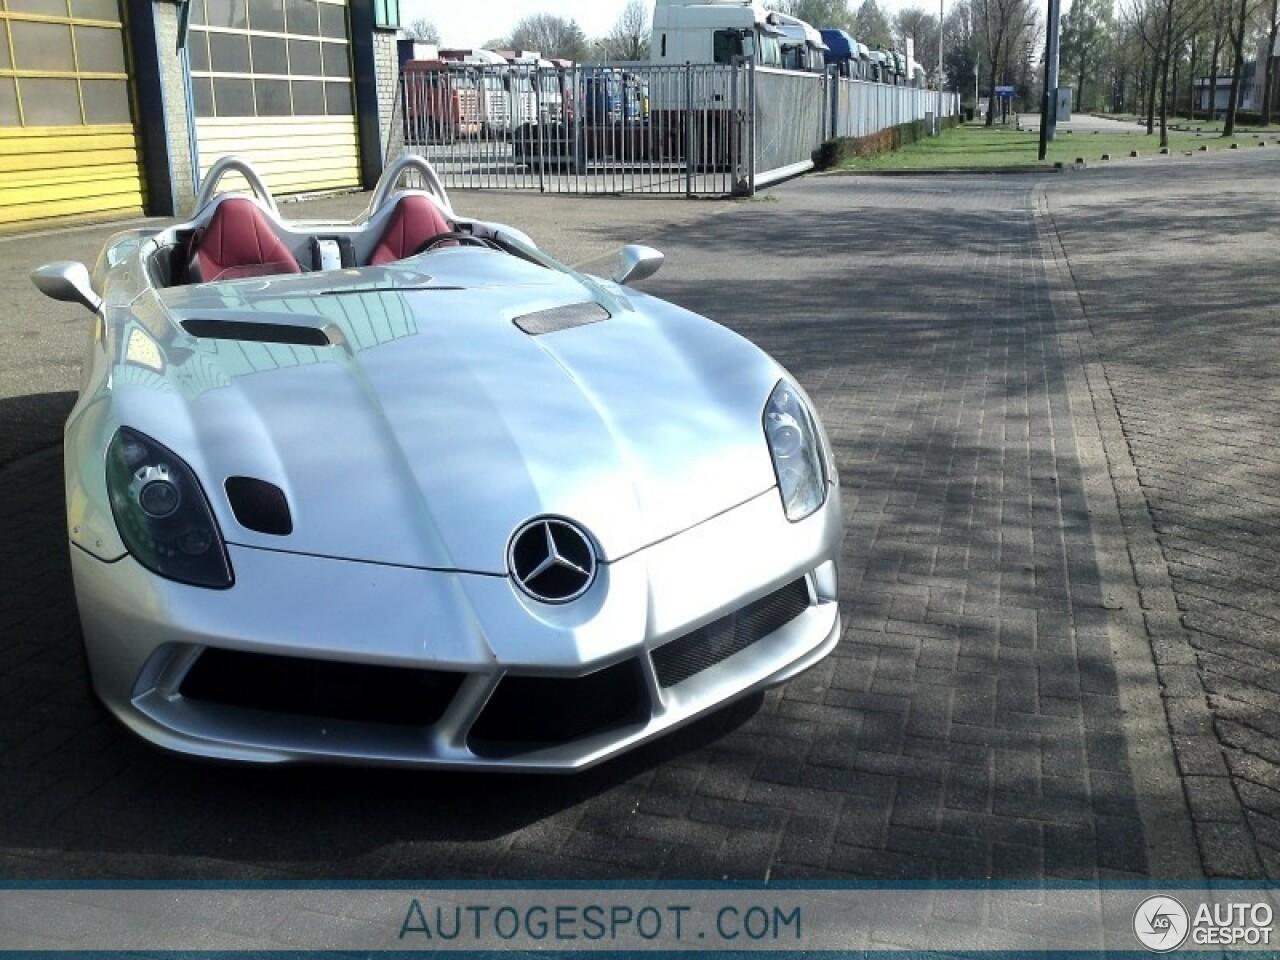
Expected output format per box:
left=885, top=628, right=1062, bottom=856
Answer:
left=387, top=60, right=956, bottom=197
left=390, top=61, right=748, bottom=196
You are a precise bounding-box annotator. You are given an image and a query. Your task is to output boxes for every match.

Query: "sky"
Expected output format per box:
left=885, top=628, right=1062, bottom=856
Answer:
left=400, top=1, right=635, bottom=48
left=398, top=0, right=930, bottom=50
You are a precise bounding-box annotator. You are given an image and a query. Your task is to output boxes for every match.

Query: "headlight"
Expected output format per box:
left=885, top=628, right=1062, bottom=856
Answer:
left=106, top=427, right=233, bottom=588
left=763, top=380, right=828, bottom=522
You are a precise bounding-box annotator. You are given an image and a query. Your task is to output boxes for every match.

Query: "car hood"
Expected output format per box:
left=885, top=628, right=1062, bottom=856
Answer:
left=118, top=251, right=783, bottom=574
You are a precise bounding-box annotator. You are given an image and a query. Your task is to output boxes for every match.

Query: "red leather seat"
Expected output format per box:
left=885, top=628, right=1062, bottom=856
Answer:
left=368, top=194, right=454, bottom=266
left=189, top=197, right=301, bottom=282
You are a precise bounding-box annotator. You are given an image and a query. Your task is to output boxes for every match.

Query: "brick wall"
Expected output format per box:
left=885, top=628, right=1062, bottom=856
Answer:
left=150, top=1, right=196, bottom=214
left=373, top=29, right=404, bottom=165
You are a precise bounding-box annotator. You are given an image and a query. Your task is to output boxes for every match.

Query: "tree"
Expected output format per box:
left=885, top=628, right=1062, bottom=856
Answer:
left=1059, top=0, right=1112, bottom=112
left=597, top=0, right=651, bottom=61
left=770, top=0, right=855, bottom=30
left=852, top=0, right=893, bottom=46
left=404, top=17, right=440, bottom=44
left=1126, top=0, right=1214, bottom=142
left=1222, top=0, right=1262, bottom=134
left=1197, top=0, right=1236, bottom=120
left=1122, top=0, right=1160, bottom=131
left=1261, top=0, right=1279, bottom=122
left=942, top=0, right=979, bottom=97
left=974, top=0, right=1038, bottom=123
left=894, top=6, right=940, bottom=77
left=504, top=13, right=590, bottom=62
left=1103, top=18, right=1151, bottom=111
left=1154, top=0, right=1209, bottom=144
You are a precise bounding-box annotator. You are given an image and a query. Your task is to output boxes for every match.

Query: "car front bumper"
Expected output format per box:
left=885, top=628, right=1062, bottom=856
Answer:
left=73, top=486, right=843, bottom=771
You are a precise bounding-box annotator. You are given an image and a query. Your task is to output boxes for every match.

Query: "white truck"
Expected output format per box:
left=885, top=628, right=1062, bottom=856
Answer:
left=500, top=52, right=567, bottom=127
left=649, top=0, right=786, bottom=68
left=770, top=11, right=829, bottom=73
left=645, top=0, right=826, bottom=168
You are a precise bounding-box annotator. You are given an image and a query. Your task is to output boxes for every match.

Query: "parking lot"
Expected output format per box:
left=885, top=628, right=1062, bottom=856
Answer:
left=1, top=148, right=1277, bottom=882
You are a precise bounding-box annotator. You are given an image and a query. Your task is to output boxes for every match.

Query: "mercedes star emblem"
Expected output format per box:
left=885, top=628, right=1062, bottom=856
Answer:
left=507, top=517, right=597, bottom=603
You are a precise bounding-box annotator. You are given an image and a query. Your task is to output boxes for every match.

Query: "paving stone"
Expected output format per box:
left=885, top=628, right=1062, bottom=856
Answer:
left=1184, top=775, right=1246, bottom=824
left=1195, top=822, right=1266, bottom=879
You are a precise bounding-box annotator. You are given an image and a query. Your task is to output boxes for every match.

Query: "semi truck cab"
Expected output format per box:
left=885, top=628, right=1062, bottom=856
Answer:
left=650, top=0, right=785, bottom=67
left=771, top=12, right=828, bottom=73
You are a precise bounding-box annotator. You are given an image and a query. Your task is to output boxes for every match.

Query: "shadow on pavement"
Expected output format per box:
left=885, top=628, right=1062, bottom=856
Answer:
left=0, top=392, right=75, bottom=466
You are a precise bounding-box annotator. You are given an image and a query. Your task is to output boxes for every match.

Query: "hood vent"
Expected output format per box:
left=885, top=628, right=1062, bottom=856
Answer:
left=513, top=301, right=609, bottom=336
left=183, top=318, right=331, bottom=347
left=225, top=476, right=293, bottom=536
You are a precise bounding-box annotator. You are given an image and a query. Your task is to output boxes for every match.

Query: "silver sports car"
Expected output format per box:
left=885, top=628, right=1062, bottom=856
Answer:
left=31, top=155, right=843, bottom=771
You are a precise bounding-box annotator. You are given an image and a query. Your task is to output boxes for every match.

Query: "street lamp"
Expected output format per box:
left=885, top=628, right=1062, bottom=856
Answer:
left=937, top=0, right=944, bottom=125
left=974, top=57, right=979, bottom=120
left=1037, top=0, right=1061, bottom=159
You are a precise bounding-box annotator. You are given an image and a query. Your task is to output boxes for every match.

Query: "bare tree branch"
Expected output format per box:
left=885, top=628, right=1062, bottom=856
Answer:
left=598, top=0, right=651, bottom=61
left=404, top=17, right=439, bottom=44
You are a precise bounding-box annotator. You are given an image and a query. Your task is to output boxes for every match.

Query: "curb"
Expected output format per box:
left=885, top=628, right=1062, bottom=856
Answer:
left=1033, top=182, right=1221, bottom=880
left=820, top=165, right=1058, bottom=177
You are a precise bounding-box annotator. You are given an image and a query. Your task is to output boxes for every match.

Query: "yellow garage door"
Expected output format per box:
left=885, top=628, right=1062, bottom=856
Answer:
left=0, top=1, right=143, bottom=232
left=189, top=0, right=359, bottom=196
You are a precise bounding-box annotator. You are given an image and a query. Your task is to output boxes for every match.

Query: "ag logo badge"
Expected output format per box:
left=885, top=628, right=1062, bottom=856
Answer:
left=1133, top=895, right=1190, bottom=952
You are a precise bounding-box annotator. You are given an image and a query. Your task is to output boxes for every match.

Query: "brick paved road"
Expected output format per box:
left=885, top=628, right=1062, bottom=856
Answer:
left=638, top=175, right=1166, bottom=881
left=1041, top=150, right=1280, bottom=878
left=0, top=161, right=1238, bottom=882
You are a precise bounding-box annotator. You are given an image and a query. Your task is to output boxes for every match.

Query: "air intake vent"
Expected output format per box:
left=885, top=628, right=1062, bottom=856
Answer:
left=183, top=318, right=331, bottom=347
left=513, top=301, right=609, bottom=336
left=225, top=476, right=292, bottom=535
left=651, top=578, right=811, bottom=687
left=468, top=658, right=648, bottom=756
left=180, top=648, right=463, bottom=726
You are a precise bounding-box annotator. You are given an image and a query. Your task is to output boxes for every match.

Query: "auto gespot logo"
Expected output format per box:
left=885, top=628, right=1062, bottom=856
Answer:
left=1134, top=895, right=1275, bottom=951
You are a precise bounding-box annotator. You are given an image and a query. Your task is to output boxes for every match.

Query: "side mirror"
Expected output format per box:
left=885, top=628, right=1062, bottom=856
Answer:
left=31, top=261, right=102, bottom=314
left=612, top=245, right=664, bottom=286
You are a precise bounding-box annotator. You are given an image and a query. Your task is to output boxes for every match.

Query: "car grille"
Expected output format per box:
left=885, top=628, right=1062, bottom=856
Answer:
left=467, top=658, right=648, bottom=757
left=179, top=649, right=463, bottom=726
left=651, top=578, right=811, bottom=688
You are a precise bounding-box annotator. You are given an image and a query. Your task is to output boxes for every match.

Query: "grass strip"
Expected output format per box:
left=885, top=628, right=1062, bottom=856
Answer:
left=834, top=121, right=1269, bottom=172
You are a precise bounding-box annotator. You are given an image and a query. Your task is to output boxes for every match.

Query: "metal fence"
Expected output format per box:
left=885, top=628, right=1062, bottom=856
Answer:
left=387, top=60, right=958, bottom=197
left=829, top=80, right=958, bottom=139
left=751, top=66, right=829, bottom=191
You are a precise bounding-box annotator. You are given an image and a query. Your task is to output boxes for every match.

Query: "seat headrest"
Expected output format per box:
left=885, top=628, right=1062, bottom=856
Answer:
left=191, top=197, right=301, bottom=283
left=368, top=194, right=454, bottom=266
